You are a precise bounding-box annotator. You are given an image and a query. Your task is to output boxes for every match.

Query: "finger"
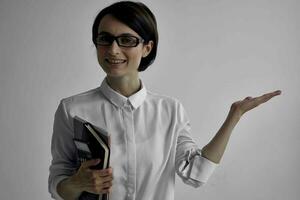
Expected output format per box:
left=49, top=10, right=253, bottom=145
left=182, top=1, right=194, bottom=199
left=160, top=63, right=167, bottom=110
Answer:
left=101, top=181, right=113, bottom=188
left=90, top=172, right=113, bottom=185
left=83, top=175, right=111, bottom=187
left=88, top=176, right=113, bottom=188
left=263, top=90, right=282, bottom=98
left=98, top=168, right=113, bottom=177
left=100, top=184, right=113, bottom=193
left=90, top=180, right=113, bottom=194
left=273, top=90, right=282, bottom=96
left=100, top=175, right=114, bottom=183
left=82, top=159, right=101, bottom=169
left=252, top=90, right=281, bottom=104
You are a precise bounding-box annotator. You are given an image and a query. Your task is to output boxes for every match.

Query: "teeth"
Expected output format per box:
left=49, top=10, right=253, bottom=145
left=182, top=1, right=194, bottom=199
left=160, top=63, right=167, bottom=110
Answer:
left=106, top=59, right=126, bottom=64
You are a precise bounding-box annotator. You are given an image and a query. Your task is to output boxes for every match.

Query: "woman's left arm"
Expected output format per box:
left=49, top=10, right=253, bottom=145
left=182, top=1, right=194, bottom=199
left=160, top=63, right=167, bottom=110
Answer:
left=201, top=90, right=282, bottom=164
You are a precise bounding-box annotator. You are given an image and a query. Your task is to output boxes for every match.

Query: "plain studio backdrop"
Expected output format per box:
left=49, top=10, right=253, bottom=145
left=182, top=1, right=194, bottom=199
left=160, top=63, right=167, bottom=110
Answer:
left=0, top=0, right=299, bottom=199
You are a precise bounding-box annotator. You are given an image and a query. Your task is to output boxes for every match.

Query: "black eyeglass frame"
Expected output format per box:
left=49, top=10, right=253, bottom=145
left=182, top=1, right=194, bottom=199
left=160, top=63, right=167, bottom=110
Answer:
left=96, top=34, right=145, bottom=47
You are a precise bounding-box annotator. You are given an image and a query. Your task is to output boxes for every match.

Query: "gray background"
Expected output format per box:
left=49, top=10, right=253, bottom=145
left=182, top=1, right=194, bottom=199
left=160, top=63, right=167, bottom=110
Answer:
left=0, top=0, right=299, bottom=199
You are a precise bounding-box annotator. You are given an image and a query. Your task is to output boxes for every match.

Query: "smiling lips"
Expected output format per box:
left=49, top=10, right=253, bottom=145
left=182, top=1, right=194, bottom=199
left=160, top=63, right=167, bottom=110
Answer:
left=105, top=58, right=127, bottom=64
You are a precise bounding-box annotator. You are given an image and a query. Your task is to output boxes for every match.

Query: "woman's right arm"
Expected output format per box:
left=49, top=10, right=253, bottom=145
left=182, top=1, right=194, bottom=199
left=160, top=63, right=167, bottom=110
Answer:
left=49, top=100, right=113, bottom=199
left=49, top=100, right=79, bottom=199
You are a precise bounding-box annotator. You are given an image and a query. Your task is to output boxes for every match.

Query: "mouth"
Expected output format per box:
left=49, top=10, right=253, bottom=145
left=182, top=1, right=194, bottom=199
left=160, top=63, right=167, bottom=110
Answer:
left=105, top=58, right=127, bottom=65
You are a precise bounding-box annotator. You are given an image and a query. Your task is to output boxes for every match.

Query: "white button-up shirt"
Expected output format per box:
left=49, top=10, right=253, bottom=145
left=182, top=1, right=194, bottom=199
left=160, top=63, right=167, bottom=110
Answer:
left=48, top=78, right=218, bottom=200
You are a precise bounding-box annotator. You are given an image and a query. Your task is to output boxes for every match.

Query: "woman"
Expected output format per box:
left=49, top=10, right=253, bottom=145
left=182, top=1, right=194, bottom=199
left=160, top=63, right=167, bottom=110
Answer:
left=48, top=1, right=281, bottom=200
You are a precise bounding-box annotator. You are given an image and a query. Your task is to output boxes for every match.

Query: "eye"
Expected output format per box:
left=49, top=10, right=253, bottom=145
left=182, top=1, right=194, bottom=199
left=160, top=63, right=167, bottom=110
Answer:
left=119, top=36, right=136, bottom=45
left=97, top=35, right=112, bottom=43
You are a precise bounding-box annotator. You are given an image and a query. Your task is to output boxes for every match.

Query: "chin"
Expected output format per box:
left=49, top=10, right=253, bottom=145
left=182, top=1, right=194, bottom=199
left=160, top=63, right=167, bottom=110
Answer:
left=101, top=65, right=124, bottom=75
left=106, top=70, right=126, bottom=78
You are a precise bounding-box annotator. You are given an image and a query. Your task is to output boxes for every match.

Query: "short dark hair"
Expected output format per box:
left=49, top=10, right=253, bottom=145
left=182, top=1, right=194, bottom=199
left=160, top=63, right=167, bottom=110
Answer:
left=92, top=1, right=159, bottom=71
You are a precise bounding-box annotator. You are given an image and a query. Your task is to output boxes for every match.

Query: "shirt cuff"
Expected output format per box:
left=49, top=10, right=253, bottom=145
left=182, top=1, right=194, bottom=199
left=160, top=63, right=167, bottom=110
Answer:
left=189, top=155, right=218, bottom=183
left=177, top=150, right=218, bottom=188
left=50, top=175, right=69, bottom=200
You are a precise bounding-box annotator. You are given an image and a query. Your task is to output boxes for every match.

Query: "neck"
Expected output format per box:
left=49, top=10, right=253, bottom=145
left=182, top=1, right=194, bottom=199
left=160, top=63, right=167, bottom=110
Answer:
left=105, top=76, right=141, bottom=97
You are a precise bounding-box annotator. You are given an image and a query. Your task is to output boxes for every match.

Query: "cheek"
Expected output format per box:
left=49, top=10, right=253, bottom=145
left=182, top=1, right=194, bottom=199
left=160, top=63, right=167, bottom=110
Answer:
left=127, top=49, right=143, bottom=63
left=97, top=48, right=105, bottom=58
left=96, top=48, right=107, bottom=66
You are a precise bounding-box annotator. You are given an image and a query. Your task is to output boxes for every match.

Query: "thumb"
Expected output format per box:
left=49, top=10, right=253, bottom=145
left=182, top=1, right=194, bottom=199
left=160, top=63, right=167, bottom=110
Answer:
left=82, top=159, right=101, bottom=168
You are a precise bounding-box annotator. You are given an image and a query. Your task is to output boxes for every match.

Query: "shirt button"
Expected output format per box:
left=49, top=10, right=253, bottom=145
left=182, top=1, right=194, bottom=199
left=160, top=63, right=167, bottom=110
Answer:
left=127, top=193, right=132, bottom=199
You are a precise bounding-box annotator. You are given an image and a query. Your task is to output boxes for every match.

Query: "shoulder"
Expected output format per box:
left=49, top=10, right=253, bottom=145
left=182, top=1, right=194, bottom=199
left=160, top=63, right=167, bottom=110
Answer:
left=146, top=90, right=184, bottom=110
left=59, top=86, right=103, bottom=109
left=145, top=90, right=189, bottom=122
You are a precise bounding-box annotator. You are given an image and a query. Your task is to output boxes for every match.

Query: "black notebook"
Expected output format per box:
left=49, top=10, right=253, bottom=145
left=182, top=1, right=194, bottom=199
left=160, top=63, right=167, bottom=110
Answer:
left=73, top=116, right=110, bottom=200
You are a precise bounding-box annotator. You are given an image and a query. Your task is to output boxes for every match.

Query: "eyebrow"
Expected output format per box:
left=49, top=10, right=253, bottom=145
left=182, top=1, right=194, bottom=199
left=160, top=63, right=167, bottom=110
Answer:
left=98, top=31, right=137, bottom=37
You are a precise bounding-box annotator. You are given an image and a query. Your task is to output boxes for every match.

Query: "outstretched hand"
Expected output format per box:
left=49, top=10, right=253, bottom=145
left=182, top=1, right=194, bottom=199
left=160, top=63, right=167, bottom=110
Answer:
left=201, top=89, right=282, bottom=164
left=230, top=90, right=282, bottom=118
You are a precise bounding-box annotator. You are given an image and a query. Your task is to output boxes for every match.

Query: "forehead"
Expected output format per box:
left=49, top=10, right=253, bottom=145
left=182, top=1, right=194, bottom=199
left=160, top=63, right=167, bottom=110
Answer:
left=98, top=14, right=140, bottom=37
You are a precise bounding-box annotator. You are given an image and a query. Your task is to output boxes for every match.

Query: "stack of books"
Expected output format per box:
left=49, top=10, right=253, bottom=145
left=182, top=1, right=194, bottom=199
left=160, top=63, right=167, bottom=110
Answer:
left=73, top=116, right=110, bottom=200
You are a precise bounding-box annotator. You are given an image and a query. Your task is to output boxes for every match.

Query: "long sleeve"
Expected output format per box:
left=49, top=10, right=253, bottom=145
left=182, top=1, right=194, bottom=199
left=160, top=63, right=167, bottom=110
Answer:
left=48, top=99, right=78, bottom=200
left=175, top=102, right=218, bottom=187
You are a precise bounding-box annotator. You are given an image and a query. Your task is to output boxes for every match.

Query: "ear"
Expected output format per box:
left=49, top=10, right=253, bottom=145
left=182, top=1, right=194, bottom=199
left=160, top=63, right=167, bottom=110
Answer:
left=142, top=40, right=154, bottom=58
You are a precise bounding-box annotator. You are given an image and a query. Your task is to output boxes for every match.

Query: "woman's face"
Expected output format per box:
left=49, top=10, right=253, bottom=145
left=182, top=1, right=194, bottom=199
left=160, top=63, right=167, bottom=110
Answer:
left=97, top=14, right=153, bottom=79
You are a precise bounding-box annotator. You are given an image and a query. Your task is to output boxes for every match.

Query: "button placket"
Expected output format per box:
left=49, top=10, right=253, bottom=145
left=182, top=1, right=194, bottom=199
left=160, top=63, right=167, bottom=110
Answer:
left=122, top=102, right=136, bottom=199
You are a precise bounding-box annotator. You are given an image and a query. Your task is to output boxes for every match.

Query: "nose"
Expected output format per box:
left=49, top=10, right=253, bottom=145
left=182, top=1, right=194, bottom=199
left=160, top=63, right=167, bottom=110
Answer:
left=108, top=40, right=120, bottom=55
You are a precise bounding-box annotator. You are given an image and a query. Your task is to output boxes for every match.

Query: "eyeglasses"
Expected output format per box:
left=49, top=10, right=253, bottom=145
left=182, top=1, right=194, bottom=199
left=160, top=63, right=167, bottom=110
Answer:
left=96, top=34, right=144, bottom=47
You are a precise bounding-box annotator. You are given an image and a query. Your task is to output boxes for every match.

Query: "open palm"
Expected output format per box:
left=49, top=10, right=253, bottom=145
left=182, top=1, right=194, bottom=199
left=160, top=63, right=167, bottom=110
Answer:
left=231, top=90, right=282, bottom=118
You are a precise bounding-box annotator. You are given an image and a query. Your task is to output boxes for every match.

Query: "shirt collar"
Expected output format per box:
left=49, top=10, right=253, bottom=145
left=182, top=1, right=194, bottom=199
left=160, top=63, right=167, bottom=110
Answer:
left=99, top=78, right=147, bottom=109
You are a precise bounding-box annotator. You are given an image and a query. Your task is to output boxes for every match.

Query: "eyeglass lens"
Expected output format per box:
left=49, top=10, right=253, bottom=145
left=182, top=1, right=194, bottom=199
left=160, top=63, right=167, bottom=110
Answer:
left=96, top=35, right=140, bottom=47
